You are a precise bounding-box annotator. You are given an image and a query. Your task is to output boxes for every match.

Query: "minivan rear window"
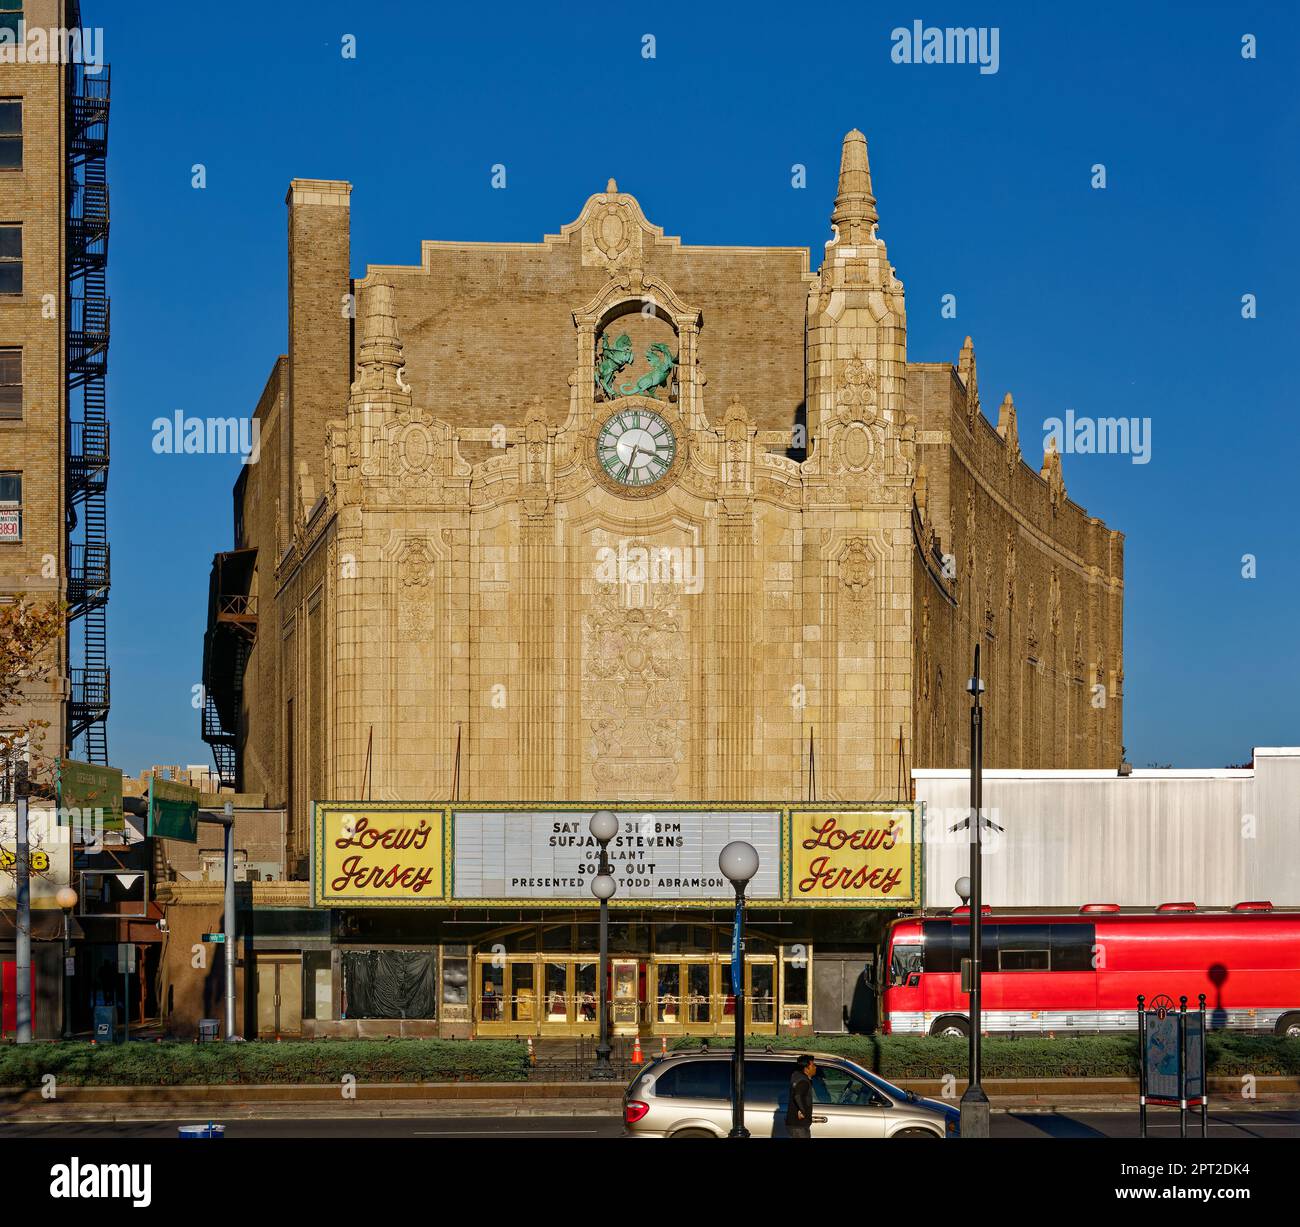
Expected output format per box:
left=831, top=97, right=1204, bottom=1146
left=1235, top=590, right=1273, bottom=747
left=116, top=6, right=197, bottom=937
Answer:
left=654, top=1060, right=731, bottom=1100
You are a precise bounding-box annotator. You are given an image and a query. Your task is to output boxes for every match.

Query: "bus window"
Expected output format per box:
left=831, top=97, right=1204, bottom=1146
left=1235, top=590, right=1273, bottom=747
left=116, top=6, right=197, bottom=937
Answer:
left=890, top=943, right=923, bottom=986
left=1050, top=924, right=1097, bottom=971
left=924, top=921, right=998, bottom=973
left=999, top=924, right=1050, bottom=971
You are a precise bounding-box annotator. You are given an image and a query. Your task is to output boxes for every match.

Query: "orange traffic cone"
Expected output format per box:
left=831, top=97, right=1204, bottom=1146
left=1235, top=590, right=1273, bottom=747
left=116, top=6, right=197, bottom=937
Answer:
left=631, top=1036, right=644, bottom=1065
left=526, top=1036, right=536, bottom=1067
left=660, top=1036, right=668, bottom=1058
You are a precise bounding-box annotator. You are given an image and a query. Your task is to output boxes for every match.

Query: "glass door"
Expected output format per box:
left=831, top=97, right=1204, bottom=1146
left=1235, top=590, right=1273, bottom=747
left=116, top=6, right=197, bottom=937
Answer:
left=747, top=959, right=777, bottom=1035
left=475, top=956, right=542, bottom=1033
left=685, top=959, right=714, bottom=1029
left=653, top=960, right=684, bottom=1030
left=574, top=960, right=598, bottom=1031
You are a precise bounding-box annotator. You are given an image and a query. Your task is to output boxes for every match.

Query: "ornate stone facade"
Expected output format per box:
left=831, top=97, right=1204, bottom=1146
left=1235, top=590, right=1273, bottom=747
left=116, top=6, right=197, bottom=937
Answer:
left=225, top=134, right=1124, bottom=864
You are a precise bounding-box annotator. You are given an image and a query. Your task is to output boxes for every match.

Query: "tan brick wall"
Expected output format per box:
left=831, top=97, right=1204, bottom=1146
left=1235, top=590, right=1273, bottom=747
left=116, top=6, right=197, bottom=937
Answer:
left=0, top=0, right=77, bottom=757
left=908, top=358, right=1124, bottom=770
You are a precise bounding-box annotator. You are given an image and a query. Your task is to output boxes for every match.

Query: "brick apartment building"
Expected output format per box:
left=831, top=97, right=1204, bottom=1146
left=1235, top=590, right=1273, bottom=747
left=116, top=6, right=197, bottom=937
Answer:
left=0, top=0, right=111, bottom=780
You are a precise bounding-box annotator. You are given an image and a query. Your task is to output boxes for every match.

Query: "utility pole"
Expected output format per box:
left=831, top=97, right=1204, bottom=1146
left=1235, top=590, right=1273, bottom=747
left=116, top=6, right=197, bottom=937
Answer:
left=14, top=763, right=31, bottom=1044
left=960, top=643, right=989, bottom=1137
left=223, top=800, right=236, bottom=1041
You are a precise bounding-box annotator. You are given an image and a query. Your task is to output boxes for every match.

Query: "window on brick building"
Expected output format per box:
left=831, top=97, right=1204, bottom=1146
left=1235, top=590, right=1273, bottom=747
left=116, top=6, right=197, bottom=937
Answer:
left=0, top=4, right=20, bottom=41
left=0, top=225, right=20, bottom=295
left=0, top=100, right=19, bottom=170
left=0, top=348, right=18, bottom=418
left=0, top=471, right=20, bottom=542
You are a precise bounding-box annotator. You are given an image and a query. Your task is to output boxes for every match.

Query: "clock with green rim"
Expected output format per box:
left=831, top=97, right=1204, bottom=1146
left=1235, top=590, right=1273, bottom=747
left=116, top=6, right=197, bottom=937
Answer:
left=595, top=407, right=677, bottom=487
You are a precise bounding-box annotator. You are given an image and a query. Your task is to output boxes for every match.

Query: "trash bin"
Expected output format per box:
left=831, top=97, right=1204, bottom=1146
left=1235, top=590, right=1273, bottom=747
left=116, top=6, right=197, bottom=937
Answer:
left=197, top=1018, right=220, bottom=1043
left=178, top=1123, right=226, bottom=1139
left=92, top=1004, right=115, bottom=1044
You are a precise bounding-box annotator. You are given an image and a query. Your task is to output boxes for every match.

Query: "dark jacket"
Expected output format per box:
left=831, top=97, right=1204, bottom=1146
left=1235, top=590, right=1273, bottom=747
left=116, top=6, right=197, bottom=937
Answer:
left=785, top=1067, right=814, bottom=1126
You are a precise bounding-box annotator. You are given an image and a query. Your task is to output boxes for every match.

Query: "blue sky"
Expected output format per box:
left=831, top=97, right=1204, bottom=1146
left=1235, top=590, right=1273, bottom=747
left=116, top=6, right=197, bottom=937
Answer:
left=100, top=0, right=1298, bottom=773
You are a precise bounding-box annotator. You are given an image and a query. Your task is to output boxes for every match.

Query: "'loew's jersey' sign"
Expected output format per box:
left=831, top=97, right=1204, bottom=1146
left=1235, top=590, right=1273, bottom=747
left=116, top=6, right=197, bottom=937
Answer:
left=311, top=802, right=919, bottom=908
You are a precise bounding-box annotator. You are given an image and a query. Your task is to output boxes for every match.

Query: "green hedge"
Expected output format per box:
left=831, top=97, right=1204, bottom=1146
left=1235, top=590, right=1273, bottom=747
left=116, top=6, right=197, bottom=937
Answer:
left=3, top=1034, right=1296, bottom=1088
left=669, top=1034, right=1300, bottom=1078
left=0, top=1039, right=530, bottom=1089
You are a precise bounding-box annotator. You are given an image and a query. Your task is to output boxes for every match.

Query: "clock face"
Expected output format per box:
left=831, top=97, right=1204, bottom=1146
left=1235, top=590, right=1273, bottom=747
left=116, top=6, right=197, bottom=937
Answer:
left=596, top=408, right=676, bottom=487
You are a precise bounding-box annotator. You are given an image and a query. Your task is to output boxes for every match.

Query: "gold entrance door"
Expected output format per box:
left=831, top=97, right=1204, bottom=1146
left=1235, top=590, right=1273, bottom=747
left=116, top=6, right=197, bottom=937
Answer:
left=716, top=955, right=778, bottom=1038
left=475, top=956, right=541, bottom=1034
left=651, top=959, right=685, bottom=1034
left=651, top=956, right=715, bottom=1035
left=539, top=959, right=600, bottom=1036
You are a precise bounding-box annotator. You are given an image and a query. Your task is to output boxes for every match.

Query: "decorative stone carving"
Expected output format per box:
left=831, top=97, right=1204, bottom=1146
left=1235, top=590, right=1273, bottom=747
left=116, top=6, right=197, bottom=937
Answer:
left=835, top=356, right=878, bottom=422
left=1005, top=526, right=1018, bottom=612
left=580, top=180, right=645, bottom=271
left=396, top=540, right=435, bottom=637
left=1041, top=444, right=1066, bottom=514
left=582, top=583, right=687, bottom=791
left=838, top=537, right=875, bottom=642
left=958, top=336, right=980, bottom=430
left=997, top=393, right=1022, bottom=471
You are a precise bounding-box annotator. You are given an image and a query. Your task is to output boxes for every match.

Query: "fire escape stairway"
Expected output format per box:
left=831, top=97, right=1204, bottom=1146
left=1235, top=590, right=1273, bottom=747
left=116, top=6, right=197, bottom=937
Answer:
left=66, top=64, right=112, bottom=763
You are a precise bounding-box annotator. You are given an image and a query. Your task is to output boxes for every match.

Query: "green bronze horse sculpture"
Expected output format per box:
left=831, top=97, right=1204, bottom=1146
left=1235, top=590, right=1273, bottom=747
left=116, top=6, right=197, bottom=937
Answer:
left=595, top=332, right=635, bottom=399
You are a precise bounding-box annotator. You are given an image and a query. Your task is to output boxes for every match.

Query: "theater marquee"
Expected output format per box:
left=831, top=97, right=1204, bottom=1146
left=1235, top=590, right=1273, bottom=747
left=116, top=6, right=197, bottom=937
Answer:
left=311, top=802, right=919, bottom=908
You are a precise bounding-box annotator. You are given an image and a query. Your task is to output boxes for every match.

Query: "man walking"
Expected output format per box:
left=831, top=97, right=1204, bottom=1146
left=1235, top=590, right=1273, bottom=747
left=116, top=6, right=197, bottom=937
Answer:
left=786, top=1053, right=816, bottom=1137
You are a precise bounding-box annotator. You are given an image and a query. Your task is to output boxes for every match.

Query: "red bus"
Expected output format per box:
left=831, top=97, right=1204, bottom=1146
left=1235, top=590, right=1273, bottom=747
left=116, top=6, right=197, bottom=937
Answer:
left=880, top=902, right=1300, bottom=1038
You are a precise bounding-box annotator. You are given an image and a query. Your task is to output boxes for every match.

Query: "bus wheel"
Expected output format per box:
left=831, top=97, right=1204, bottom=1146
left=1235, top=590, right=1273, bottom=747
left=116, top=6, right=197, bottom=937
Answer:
left=1275, top=1013, right=1300, bottom=1039
left=930, top=1017, right=970, bottom=1039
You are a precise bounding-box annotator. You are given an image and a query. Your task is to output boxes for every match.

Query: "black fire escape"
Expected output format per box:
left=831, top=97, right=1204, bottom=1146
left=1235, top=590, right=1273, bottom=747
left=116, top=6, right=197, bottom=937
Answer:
left=201, top=549, right=258, bottom=789
left=66, top=63, right=112, bottom=762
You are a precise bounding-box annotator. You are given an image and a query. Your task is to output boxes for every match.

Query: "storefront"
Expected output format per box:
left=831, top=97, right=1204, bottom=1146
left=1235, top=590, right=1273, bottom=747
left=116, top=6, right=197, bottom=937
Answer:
left=303, top=801, right=919, bottom=1039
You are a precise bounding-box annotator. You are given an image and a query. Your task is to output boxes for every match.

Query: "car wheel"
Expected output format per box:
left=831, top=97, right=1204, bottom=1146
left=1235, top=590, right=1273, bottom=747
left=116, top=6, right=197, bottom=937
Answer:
left=1275, top=1013, right=1300, bottom=1039
left=894, top=1128, right=940, bottom=1138
left=930, top=1017, right=970, bottom=1039
left=670, top=1128, right=716, bottom=1138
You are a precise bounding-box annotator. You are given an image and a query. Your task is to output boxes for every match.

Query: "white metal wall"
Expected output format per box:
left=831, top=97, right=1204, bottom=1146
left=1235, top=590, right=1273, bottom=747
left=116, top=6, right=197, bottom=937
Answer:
left=914, top=749, right=1299, bottom=909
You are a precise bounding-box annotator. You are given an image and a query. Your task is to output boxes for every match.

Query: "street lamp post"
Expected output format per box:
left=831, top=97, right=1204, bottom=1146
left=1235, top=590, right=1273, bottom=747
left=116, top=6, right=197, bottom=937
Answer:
left=960, top=643, right=990, bottom=1138
left=719, top=840, right=759, bottom=1139
left=589, top=810, right=619, bottom=1080
left=56, top=886, right=78, bottom=1041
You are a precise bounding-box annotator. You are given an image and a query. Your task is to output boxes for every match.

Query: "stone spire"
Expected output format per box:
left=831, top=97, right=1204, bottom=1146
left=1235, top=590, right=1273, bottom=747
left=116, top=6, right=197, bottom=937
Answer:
left=354, top=278, right=408, bottom=397
left=831, top=129, right=878, bottom=245
left=997, top=393, right=1021, bottom=460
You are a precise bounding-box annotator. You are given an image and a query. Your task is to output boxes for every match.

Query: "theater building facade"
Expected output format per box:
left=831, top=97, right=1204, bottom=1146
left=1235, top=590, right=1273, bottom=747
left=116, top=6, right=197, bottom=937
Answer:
left=194, top=131, right=1125, bottom=1038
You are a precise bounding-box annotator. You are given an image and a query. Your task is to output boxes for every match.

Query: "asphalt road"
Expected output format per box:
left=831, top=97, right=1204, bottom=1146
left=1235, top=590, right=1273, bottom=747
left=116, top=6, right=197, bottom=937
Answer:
left=1, top=1110, right=1297, bottom=1139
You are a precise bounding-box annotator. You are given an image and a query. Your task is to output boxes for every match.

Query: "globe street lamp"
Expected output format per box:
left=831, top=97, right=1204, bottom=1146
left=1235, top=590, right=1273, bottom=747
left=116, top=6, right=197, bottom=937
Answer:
left=589, top=810, right=619, bottom=1080
left=961, top=643, right=990, bottom=1138
left=719, top=840, right=759, bottom=1139
left=55, top=885, right=78, bottom=1041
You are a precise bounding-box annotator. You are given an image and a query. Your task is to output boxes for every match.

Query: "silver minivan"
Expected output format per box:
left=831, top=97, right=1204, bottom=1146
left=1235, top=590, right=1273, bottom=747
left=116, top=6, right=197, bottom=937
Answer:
left=623, top=1050, right=959, bottom=1138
